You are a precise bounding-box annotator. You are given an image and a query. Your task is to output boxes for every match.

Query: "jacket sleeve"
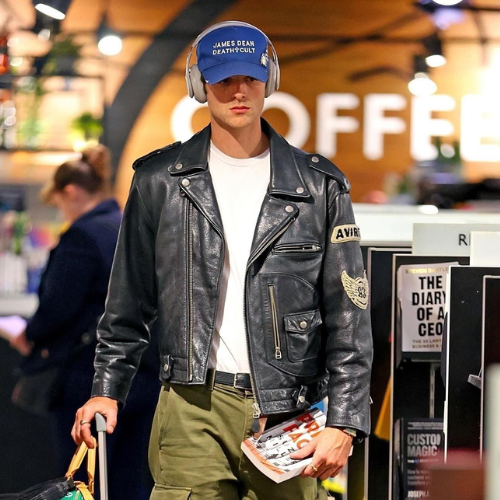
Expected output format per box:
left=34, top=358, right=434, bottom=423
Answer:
left=91, top=173, right=158, bottom=405
left=321, top=181, right=373, bottom=437
left=25, top=229, right=98, bottom=343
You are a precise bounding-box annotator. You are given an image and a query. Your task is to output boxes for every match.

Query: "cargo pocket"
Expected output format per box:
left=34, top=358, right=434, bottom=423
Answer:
left=150, top=485, right=192, bottom=499
left=284, top=309, right=322, bottom=362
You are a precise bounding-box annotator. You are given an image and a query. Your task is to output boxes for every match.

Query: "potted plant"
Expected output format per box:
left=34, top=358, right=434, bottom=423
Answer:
left=14, top=76, right=47, bottom=149
left=43, top=35, right=83, bottom=76
left=71, top=112, right=103, bottom=143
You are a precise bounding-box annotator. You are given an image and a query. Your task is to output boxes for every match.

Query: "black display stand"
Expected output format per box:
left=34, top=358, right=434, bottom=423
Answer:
left=346, top=244, right=373, bottom=500
left=365, top=247, right=410, bottom=500
left=347, top=244, right=410, bottom=500
left=445, top=266, right=500, bottom=455
left=480, top=275, right=500, bottom=456
left=389, top=255, right=469, bottom=500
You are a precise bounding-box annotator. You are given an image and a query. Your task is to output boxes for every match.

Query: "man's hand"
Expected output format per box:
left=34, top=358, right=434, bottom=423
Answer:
left=290, top=427, right=353, bottom=481
left=71, top=397, right=119, bottom=448
left=10, top=331, right=32, bottom=356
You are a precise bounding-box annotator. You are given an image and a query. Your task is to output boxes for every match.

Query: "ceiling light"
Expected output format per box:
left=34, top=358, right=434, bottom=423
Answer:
left=409, top=73, right=438, bottom=96
left=416, top=0, right=466, bottom=29
left=433, top=0, right=463, bottom=5
left=426, top=54, right=447, bottom=67
left=98, top=35, right=122, bottom=56
left=413, top=54, right=429, bottom=74
left=423, top=33, right=446, bottom=67
left=34, top=0, right=72, bottom=21
left=409, top=56, right=437, bottom=96
left=97, top=15, right=122, bottom=56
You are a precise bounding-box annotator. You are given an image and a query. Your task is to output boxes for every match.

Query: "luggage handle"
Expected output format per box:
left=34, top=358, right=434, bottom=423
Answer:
left=95, top=412, right=108, bottom=500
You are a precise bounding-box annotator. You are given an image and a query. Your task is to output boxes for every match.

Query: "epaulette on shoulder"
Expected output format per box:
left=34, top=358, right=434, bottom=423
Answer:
left=132, top=141, right=181, bottom=170
left=306, top=153, right=351, bottom=191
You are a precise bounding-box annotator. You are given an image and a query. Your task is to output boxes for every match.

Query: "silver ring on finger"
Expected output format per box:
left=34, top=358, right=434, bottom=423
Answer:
left=80, top=420, right=91, bottom=426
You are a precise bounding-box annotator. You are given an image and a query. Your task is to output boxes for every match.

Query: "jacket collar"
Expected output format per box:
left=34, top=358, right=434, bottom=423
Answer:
left=169, top=119, right=310, bottom=200
left=73, top=198, right=121, bottom=225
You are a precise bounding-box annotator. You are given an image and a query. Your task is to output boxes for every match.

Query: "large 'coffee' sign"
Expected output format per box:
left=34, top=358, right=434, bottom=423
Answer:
left=172, top=93, right=500, bottom=163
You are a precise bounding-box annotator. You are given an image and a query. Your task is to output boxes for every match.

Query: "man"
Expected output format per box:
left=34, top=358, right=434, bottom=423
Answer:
left=73, top=21, right=372, bottom=500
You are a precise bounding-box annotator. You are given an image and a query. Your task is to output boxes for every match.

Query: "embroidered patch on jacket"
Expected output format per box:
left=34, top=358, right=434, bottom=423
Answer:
left=341, top=270, right=369, bottom=310
left=331, top=224, right=361, bottom=244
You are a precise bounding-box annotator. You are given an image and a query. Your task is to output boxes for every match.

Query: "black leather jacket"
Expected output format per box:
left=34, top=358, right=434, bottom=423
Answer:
left=92, top=120, right=373, bottom=436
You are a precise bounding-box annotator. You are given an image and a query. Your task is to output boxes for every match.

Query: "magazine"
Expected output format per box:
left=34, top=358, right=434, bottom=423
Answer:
left=241, top=408, right=326, bottom=483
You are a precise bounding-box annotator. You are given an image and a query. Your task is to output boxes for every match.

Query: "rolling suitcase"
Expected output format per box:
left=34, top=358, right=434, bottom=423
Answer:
left=0, top=413, right=108, bottom=500
left=66, top=413, right=109, bottom=500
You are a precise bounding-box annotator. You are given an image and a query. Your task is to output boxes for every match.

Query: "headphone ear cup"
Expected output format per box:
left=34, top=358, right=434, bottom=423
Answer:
left=189, top=64, right=207, bottom=103
left=265, top=59, right=279, bottom=97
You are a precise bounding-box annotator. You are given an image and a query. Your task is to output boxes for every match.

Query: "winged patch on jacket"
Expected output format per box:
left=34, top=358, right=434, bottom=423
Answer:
left=341, top=270, right=369, bottom=310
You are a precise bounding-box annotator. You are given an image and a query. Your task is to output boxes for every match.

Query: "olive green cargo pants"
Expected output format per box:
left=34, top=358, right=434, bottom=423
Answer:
left=148, top=382, right=327, bottom=500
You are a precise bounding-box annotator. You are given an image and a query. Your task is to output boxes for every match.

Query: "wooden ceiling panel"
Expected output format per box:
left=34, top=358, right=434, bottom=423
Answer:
left=3, top=0, right=499, bottom=201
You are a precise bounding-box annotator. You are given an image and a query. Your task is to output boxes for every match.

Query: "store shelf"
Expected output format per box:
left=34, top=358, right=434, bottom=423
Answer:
left=353, top=204, right=500, bottom=245
left=0, top=294, right=38, bottom=317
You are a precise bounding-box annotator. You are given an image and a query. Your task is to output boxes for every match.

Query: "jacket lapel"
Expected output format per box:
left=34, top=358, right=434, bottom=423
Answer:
left=169, top=126, right=224, bottom=236
left=168, top=119, right=312, bottom=253
left=247, top=120, right=311, bottom=265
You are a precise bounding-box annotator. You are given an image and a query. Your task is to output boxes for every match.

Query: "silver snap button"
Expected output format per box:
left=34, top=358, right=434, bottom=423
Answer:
left=296, top=187, right=305, bottom=194
left=285, top=205, right=294, bottom=213
left=181, top=178, right=190, bottom=187
left=81, top=332, right=92, bottom=345
left=163, top=363, right=169, bottom=372
left=298, top=395, right=306, bottom=403
left=311, top=156, right=319, bottom=163
left=175, top=163, right=183, bottom=170
left=299, top=320, right=308, bottom=330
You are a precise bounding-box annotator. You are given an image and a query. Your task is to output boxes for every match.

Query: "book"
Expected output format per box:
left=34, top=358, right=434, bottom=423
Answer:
left=0, top=315, right=27, bottom=342
left=241, top=408, right=326, bottom=483
left=396, top=262, right=457, bottom=365
left=394, top=418, right=443, bottom=500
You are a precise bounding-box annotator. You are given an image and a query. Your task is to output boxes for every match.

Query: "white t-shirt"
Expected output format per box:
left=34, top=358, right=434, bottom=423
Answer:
left=208, top=141, right=271, bottom=374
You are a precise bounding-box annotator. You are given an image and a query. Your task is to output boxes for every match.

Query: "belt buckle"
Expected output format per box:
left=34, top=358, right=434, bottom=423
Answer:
left=233, top=373, right=246, bottom=390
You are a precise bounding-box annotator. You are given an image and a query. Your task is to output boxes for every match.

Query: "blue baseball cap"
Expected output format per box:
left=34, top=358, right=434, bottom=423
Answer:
left=196, top=25, right=269, bottom=84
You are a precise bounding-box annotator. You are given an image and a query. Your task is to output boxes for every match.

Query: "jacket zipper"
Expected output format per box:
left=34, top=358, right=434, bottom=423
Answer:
left=273, top=243, right=321, bottom=253
left=268, top=285, right=282, bottom=360
left=181, top=188, right=225, bottom=384
left=244, top=216, right=296, bottom=423
left=187, top=200, right=194, bottom=381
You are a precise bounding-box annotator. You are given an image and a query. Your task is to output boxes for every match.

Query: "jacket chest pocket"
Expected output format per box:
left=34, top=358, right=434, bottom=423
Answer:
left=261, top=273, right=323, bottom=378
left=272, top=242, right=322, bottom=255
left=283, top=310, right=323, bottom=362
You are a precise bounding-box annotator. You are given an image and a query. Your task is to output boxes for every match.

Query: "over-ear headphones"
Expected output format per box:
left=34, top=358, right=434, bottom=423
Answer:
left=185, top=20, right=280, bottom=104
